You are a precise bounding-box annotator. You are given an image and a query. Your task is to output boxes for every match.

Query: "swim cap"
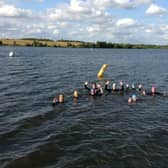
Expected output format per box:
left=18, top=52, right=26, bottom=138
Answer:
left=90, top=89, right=95, bottom=95
left=92, top=83, right=96, bottom=89
left=128, top=97, right=132, bottom=103
left=138, top=84, right=142, bottom=89
left=132, top=83, right=135, bottom=89
left=58, top=94, right=64, bottom=103
left=112, top=83, right=116, bottom=90
left=73, top=90, right=79, bottom=98
left=120, top=81, right=123, bottom=86
left=97, top=83, right=101, bottom=89
left=132, top=94, right=137, bottom=102
left=132, top=94, right=136, bottom=98
left=151, top=85, right=156, bottom=93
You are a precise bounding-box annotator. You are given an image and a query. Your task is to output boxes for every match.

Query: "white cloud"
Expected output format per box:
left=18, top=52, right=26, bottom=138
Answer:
left=0, top=0, right=168, bottom=44
left=70, top=0, right=88, bottom=12
left=53, top=29, right=60, bottom=35
left=93, top=0, right=152, bottom=9
left=87, top=26, right=100, bottom=33
left=145, top=28, right=153, bottom=33
left=116, top=18, right=137, bottom=27
left=146, top=3, right=167, bottom=15
left=0, top=1, right=32, bottom=17
left=136, top=0, right=152, bottom=5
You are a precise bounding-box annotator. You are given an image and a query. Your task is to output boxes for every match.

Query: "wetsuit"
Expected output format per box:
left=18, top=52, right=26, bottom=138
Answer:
left=52, top=98, right=59, bottom=106
left=146, top=91, right=163, bottom=96
left=84, top=84, right=103, bottom=96
left=121, top=85, right=124, bottom=91
left=105, top=84, right=120, bottom=92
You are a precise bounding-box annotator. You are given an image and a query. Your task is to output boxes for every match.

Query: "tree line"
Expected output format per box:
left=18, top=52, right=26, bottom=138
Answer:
left=0, top=39, right=168, bottom=49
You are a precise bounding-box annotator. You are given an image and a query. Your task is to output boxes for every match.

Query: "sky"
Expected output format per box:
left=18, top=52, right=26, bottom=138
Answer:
left=0, top=0, right=168, bottom=44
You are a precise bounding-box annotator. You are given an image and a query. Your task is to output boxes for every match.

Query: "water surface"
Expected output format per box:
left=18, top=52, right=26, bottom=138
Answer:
left=0, top=47, right=168, bottom=168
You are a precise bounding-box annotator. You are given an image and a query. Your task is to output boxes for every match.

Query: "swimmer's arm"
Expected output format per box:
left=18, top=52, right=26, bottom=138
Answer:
left=84, top=82, right=91, bottom=91
left=105, top=84, right=112, bottom=92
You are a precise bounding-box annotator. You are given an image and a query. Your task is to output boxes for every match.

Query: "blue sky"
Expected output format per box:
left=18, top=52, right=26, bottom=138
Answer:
left=0, top=0, right=168, bottom=44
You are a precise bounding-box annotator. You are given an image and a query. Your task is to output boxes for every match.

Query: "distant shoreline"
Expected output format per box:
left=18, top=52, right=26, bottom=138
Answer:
left=0, top=38, right=168, bottom=49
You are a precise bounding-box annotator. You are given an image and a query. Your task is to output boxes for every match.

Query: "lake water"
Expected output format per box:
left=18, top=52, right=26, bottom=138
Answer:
left=0, top=47, right=168, bottom=168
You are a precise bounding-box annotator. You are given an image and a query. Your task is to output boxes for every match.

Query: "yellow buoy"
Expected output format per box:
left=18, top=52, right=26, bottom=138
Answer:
left=97, top=64, right=108, bottom=78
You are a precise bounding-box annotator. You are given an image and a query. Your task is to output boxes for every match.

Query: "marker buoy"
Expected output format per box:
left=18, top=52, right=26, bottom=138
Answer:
left=97, top=64, right=108, bottom=78
left=9, top=51, right=14, bottom=57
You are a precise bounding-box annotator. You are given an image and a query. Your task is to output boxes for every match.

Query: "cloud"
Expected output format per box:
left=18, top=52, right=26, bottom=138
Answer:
left=0, top=1, right=32, bottom=17
left=92, top=0, right=152, bottom=9
left=146, top=3, right=167, bottom=15
left=116, top=18, right=137, bottom=27
left=46, top=0, right=108, bottom=23
left=70, top=0, right=89, bottom=12
left=0, top=0, right=168, bottom=44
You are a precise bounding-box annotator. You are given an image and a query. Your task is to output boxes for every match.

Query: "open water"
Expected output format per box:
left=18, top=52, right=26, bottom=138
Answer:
left=0, top=47, right=168, bottom=168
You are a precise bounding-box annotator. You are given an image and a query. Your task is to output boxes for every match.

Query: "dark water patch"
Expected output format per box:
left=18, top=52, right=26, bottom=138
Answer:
left=5, top=142, right=64, bottom=168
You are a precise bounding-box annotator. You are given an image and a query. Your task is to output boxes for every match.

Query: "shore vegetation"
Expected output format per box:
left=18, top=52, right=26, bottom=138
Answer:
left=0, top=38, right=168, bottom=49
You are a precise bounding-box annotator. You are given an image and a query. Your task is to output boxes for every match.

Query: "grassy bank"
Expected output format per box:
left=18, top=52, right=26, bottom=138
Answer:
left=0, top=38, right=168, bottom=49
left=0, top=39, right=83, bottom=48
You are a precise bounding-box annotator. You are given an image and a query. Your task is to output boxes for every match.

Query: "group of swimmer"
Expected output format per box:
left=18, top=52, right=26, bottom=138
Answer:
left=52, top=80, right=166, bottom=106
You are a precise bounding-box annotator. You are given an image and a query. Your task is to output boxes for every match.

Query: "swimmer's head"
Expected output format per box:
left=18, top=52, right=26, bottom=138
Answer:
left=151, top=85, right=156, bottom=94
left=58, top=94, right=64, bottom=103
left=112, top=83, right=116, bottom=90
left=138, top=84, right=142, bottom=89
left=142, top=90, right=146, bottom=96
left=132, top=83, right=135, bottom=89
left=126, top=84, right=129, bottom=88
left=128, top=97, right=132, bottom=103
left=105, top=80, right=110, bottom=85
left=120, top=81, right=123, bottom=86
left=92, top=83, right=96, bottom=89
left=132, top=94, right=137, bottom=102
left=97, top=83, right=102, bottom=89
left=90, top=89, right=95, bottom=95
left=73, top=90, right=79, bottom=99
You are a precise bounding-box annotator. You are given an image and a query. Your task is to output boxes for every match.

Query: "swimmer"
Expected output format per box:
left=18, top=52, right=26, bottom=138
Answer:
left=58, top=94, right=64, bottom=103
left=112, top=83, right=117, bottom=91
left=119, top=81, right=124, bottom=91
left=52, top=96, right=59, bottom=106
left=125, top=83, right=130, bottom=91
left=144, top=85, right=163, bottom=96
left=84, top=81, right=96, bottom=95
left=128, top=94, right=137, bottom=104
left=73, top=90, right=79, bottom=99
left=141, top=89, right=146, bottom=96
left=84, top=81, right=96, bottom=91
left=131, top=83, right=136, bottom=90
left=132, top=94, right=137, bottom=102
left=105, top=80, right=120, bottom=92
left=137, top=84, right=143, bottom=91
left=96, top=83, right=103, bottom=95
left=128, top=97, right=132, bottom=103
left=151, top=85, right=163, bottom=96
left=84, top=81, right=103, bottom=96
